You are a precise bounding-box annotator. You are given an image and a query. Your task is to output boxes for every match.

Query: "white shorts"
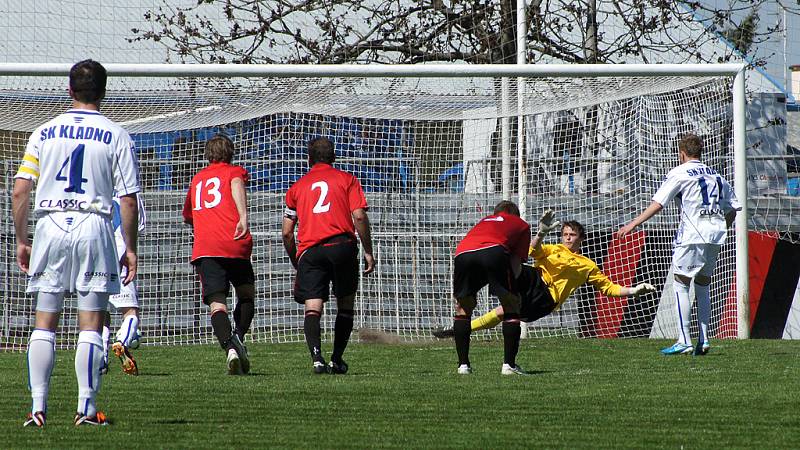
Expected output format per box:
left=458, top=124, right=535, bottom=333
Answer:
left=27, top=211, right=120, bottom=294
left=672, top=243, right=721, bottom=278
left=109, top=230, right=138, bottom=309
left=109, top=267, right=139, bottom=309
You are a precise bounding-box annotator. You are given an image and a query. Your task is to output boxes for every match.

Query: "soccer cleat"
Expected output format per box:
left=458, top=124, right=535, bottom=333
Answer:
left=74, top=411, right=108, bottom=426
left=228, top=334, right=250, bottom=375
left=501, top=363, right=529, bottom=375
left=457, top=364, right=472, bottom=375
left=660, top=343, right=694, bottom=355
left=23, top=411, right=46, bottom=427
left=328, top=360, right=349, bottom=375
left=694, top=342, right=711, bottom=356
left=432, top=327, right=455, bottom=339
left=112, top=341, right=139, bottom=375
left=312, top=360, right=328, bottom=374
left=227, top=348, right=242, bottom=375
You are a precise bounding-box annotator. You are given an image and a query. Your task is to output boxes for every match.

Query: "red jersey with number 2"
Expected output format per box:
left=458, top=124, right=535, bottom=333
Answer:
left=285, top=163, right=368, bottom=258
left=455, top=212, right=531, bottom=261
left=183, top=162, right=253, bottom=261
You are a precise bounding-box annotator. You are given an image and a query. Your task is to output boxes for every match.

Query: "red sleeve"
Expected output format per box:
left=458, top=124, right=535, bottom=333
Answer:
left=285, top=184, right=296, bottom=210
left=513, top=220, right=531, bottom=260
left=347, top=174, right=368, bottom=211
left=182, top=188, right=193, bottom=224
left=234, top=165, right=250, bottom=185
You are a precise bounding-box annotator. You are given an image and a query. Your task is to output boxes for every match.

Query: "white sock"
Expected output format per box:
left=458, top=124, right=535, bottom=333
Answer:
left=75, top=331, right=104, bottom=417
left=28, top=329, right=56, bottom=414
left=695, top=283, right=711, bottom=345
left=674, top=281, right=692, bottom=346
left=116, top=315, right=139, bottom=347
left=101, top=326, right=110, bottom=366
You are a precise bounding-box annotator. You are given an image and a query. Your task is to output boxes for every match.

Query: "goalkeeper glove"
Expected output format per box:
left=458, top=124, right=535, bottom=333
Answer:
left=630, top=283, right=656, bottom=296
left=537, top=209, right=560, bottom=238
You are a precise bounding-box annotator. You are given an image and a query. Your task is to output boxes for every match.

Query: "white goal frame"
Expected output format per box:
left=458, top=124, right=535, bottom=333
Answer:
left=0, top=62, right=750, bottom=340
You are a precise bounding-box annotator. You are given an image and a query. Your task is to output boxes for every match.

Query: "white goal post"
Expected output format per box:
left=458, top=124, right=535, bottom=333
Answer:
left=0, top=63, right=750, bottom=349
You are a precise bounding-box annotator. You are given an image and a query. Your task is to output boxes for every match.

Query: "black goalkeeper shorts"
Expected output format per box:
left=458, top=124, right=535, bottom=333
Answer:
left=517, top=264, right=557, bottom=322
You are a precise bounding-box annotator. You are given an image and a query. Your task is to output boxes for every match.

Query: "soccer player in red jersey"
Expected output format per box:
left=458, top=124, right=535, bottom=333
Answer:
left=282, top=137, right=375, bottom=374
left=183, top=134, right=255, bottom=375
left=451, top=200, right=531, bottom=375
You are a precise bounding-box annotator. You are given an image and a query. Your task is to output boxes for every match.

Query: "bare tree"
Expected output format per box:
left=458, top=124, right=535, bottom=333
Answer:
left=130, top=0, right=796, bottom=65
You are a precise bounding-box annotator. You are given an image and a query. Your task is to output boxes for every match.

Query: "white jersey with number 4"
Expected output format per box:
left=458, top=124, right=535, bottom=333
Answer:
left=652, top=159, right=741, bottom=246
left=15, top=109, right=141, bottom=217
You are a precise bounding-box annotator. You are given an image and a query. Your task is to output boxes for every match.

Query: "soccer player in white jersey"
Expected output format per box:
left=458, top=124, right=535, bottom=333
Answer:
left=101, top=195, right=146, bottom=376
left=617, top=133, right=740, bottom=356
left=12, top=60, right=141, bottom=427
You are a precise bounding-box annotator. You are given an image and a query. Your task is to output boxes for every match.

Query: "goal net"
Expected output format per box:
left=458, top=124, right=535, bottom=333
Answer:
left=0, top=64, right=762, bottom=349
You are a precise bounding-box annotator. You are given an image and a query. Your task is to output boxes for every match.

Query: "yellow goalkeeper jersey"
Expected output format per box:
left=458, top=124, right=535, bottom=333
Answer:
left=530, top=244, right=623, bottom=308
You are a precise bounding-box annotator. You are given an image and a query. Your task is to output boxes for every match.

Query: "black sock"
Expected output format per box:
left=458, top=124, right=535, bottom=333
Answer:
left=233, top=301, right=255, bottom=341
left=453, top=315, right=471, bottom=366
left=502, top=319, right=521, bottom=367
left=211, top=310, right=233, bottom=351
left=331, top=310, right=354, bottom=363
left=304, top=311, right=323, bottom=362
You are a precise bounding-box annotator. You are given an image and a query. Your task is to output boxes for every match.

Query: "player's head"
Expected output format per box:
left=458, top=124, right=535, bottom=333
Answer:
left=308, top=137, right=336, bottom=165
left=69, top=59, right=107, bottom=104
left=561, top=220, right=585, bottom=252
left=205, top=134, right=235, bottom=163
left=678, top=133, right=703, bottom=161
left=493, top=200, right=520, bottom=216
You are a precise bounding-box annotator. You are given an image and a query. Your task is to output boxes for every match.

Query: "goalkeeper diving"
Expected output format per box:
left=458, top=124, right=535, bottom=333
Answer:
left=434, top=210, right=656, bottom=337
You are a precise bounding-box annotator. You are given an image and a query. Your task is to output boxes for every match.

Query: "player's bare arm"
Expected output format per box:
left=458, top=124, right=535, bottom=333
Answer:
left=352, top=208, right=375, bottom=275
left=119, top=193, right=139, bottom=285
left=281, top=215, right=298, bottom=268
left=616, top=201, right=663, bottom=238
left=12, top=178, right=34, bottom=273
left=231, top=177, right=249, bottom=240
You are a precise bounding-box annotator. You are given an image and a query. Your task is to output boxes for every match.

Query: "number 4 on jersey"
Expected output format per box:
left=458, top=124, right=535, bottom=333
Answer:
left=56, top=144, right=88, bottom=194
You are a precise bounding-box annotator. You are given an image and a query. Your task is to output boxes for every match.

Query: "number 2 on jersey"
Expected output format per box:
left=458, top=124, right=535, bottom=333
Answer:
left=193, top=177, right=222, bottom=210
left=56, top=144, right=88, bottom=194
left=311, top=181, right=331, bottom=213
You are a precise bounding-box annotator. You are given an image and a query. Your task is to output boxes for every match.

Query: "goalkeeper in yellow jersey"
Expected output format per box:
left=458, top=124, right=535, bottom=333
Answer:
left=434, top=210, right=656, bottom=338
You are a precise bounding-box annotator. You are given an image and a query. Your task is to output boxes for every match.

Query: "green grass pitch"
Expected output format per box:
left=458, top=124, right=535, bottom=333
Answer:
left=2, top=338, right=799, bottom=448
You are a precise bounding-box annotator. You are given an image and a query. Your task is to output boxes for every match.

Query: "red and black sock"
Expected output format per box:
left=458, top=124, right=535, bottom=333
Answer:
left=502, top=314, right=521, bottom=367
left=304, top=311, right=324, bottom=363
left=331, top=309, right=354, bottom=363
left=233, top=300, right=255, bottom=341
left=210, top=310, right=233, bottom=351
left=453, top=314, right=471, bottom=366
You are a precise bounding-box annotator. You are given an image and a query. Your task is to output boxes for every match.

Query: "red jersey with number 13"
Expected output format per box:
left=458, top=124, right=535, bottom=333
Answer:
left=455, top=212, right=531, bottom=261
left=285, top=163, right=368, bottom=257
left=183, top=162, right=253, bottom=261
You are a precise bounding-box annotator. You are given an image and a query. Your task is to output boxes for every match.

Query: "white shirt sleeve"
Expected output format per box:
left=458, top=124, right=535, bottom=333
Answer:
left=651, top=171, right=682, bottom=206
left=113, top=130, right=142, bottom=197
left=15, top=129, right=43, bottom=182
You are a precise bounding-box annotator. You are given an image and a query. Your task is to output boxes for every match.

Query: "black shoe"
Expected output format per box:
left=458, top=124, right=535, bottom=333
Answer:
left=328, top=359, right=348, bottom=375
left=432, top=327, right=455, bottom=339
left=312, top=358, right=328, bottom=374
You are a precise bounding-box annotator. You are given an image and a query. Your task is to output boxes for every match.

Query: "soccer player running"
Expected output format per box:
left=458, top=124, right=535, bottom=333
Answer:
left=183, top=135, right=255, bottom=375
left=13, top=60, right=141, bottom=427
left=617, top=133, right=740, bottom=355
left=282, top=137, right=375, bottom=375
left=434, top=212, right=655, bottom=338
left=101, top=194, right=146, bottom=376
left=451, top=200, right=530, bottom=375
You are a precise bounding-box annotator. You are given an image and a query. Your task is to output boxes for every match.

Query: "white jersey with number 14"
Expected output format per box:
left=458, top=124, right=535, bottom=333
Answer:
left=14, top=109, right=141, bottom=218
left=652, top=159, right=741, bottom=246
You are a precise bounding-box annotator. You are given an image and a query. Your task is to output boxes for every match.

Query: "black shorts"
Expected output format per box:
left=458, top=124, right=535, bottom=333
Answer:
left=517, top=264, right=557, bottom=322
left=294, top=234, right=359, bottom=304
left=453, top=245, right=516, bottom=300
left=194, top=257, right=255, bottom=305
